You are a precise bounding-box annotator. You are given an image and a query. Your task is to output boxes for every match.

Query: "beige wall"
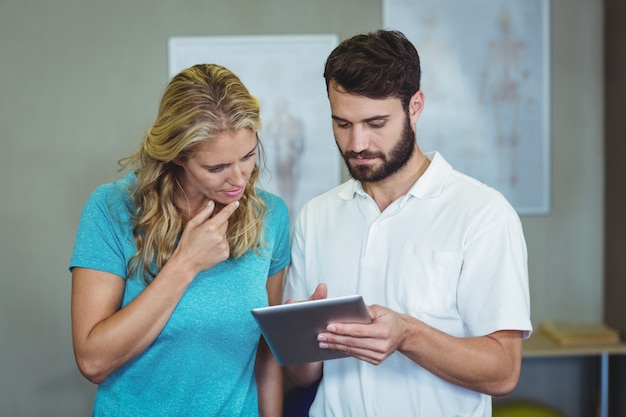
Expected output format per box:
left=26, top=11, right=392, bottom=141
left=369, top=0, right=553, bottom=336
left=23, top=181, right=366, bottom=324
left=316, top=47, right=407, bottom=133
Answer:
left=0, top=0, right=604, bottom=416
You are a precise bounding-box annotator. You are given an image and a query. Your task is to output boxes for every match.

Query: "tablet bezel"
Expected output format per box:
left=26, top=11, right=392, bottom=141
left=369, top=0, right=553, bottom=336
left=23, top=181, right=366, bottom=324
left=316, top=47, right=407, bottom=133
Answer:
left=251, top=295, right=371, bottom=366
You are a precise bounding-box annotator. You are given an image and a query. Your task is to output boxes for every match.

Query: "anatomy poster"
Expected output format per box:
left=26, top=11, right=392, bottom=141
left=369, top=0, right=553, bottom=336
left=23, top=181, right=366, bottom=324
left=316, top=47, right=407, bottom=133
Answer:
left=168, top=34, right=341, bottom=223
left=384, top=0, right=550, bottom=214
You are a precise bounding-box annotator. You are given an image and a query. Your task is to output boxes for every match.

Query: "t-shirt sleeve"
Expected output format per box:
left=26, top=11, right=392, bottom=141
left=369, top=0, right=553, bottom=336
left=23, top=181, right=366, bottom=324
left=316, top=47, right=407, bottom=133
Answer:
left=458, top=210, right=533, bottom=339
left=68, top=184, right=129, bottom=279
left=266, top=194, right=291, bottom=277
left=282, top=203, right=311, bottom=303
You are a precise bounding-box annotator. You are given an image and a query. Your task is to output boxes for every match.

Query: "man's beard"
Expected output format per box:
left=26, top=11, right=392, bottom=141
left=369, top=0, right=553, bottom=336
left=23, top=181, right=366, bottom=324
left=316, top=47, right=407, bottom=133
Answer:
left=340, top=114, right=416, bottom=183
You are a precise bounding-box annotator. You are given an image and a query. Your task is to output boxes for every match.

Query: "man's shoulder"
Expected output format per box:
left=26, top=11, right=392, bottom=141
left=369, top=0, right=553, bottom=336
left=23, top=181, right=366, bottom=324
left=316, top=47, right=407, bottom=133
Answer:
left=448, top=169, right=516, bottom=214
left=293, top=180, right=357, bottom=225
left=302, top=180, right=356, bottom=208
left=426, top=153, right=519, bottom=221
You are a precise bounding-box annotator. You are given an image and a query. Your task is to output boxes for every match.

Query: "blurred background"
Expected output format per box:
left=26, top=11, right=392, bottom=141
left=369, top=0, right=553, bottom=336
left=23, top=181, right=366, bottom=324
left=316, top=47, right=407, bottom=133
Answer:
left=1, top=1, right=623, bottom=416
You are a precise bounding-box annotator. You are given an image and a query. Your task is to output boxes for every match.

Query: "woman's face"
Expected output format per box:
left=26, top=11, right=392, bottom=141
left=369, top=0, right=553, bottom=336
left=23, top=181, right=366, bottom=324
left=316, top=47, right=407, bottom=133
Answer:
left=175, top=128, right=258, bottom=207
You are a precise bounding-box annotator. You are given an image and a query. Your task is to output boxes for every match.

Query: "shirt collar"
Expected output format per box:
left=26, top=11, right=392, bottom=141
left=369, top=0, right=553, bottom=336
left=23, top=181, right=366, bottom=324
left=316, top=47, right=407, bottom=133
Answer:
left=407, top=151, right=452, bottom=200
left=336, top=151, right=453, bottom=202
left=337, top=178, right=363, bottom=200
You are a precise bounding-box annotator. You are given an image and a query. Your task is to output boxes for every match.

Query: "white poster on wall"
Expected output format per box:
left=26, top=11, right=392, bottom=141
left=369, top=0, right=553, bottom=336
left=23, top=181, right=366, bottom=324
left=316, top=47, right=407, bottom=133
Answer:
left=168, top=34, right=341, bottom=223
left=384, top=0, right=551, bottom=215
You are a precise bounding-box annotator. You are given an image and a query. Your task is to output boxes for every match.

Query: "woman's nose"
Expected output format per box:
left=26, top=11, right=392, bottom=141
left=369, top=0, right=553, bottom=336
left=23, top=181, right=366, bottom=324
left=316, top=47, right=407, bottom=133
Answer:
left=228, top=164, right=247, bottom=186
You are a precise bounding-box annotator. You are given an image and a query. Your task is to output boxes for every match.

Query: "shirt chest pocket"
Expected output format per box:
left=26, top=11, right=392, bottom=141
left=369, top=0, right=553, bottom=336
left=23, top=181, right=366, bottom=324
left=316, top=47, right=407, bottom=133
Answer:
left=392, top=243, right=462, bottom=314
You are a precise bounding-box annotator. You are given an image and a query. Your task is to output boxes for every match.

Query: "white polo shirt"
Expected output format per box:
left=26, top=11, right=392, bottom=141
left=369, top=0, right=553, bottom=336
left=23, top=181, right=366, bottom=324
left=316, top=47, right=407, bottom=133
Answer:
left=284, top=152, right=532, bottom=417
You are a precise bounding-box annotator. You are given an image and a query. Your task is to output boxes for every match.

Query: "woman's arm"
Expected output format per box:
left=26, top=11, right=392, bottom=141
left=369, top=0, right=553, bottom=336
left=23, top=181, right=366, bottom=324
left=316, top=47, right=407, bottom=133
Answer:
left=71, top=201, right=238, bottom=384
left=71, top=261, right=195, bottom=383
left=255, top=270, right=285, bottom=417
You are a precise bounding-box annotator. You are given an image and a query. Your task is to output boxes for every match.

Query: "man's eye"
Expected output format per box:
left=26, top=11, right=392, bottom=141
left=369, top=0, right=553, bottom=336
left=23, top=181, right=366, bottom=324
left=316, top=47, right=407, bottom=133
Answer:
left=369, top=122, right=385, bottom=128
left=336, top=122, right=350, bottom=129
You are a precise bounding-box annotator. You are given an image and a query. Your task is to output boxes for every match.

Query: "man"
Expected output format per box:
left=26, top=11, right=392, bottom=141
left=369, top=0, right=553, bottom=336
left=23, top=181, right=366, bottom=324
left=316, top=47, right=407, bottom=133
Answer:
left=283, top=30, right=532, bottom=416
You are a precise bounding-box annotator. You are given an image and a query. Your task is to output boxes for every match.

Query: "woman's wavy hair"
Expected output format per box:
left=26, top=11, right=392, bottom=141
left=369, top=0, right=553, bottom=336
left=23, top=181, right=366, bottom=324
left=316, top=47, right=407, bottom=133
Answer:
left=323, top=30, right=421, bottom=112
left=119, top=63, right=267, bottom=283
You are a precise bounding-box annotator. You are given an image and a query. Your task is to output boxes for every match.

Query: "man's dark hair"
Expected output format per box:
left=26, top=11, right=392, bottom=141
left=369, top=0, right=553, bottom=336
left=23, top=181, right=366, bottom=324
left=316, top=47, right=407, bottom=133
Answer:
left=323, top=30, right=421, bottom=111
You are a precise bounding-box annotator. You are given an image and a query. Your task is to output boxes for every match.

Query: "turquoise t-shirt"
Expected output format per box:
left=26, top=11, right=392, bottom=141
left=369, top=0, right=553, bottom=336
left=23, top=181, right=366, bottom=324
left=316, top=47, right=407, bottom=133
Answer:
left=69, top=173, right=290, bottom=417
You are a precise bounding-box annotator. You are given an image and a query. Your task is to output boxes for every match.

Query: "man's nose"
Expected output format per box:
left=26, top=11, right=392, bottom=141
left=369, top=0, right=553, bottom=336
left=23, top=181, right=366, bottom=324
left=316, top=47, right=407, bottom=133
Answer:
left=349, top=125, right=369, bottom=153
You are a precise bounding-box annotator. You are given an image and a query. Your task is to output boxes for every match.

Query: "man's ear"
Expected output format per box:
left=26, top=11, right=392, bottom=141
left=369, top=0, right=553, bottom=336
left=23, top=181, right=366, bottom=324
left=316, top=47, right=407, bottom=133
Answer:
left=409, top=90, right=425, bottom=125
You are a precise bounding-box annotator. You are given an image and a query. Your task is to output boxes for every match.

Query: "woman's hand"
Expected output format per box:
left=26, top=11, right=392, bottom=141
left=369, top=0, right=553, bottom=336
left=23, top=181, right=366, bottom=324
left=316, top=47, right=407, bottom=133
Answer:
left=173, top=200, right=240, bottom=276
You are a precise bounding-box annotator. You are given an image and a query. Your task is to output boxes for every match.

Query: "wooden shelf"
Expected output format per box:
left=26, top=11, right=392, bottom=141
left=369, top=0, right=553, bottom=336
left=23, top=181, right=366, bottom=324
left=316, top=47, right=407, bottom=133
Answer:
left=523, top=332, right=626, bottom=358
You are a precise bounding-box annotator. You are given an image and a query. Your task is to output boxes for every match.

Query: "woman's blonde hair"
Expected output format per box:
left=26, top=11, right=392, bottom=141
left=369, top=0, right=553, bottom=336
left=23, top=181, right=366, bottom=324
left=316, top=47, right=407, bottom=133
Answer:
left=120, top=63, right=267, bottom=283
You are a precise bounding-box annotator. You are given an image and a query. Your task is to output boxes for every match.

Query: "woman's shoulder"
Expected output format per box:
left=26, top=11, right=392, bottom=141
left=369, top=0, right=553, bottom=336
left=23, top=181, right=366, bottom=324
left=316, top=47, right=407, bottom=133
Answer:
left=89, top=172, right=135, bottom=197
left=256, top=188, right=289, bottom=224
left=84, top=172, right=136, bottom=214
left=256, top=188, right=287, bottom=210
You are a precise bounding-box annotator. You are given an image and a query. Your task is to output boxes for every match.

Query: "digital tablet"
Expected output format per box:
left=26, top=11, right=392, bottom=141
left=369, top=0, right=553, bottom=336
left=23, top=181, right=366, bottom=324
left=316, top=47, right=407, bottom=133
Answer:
left=251, top=295, right=371, bottom=366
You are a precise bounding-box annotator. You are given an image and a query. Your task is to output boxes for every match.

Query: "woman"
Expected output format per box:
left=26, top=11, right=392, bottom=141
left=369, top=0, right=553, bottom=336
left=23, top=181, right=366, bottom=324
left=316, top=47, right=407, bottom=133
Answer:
left=69, top=64, right=289, bottom=417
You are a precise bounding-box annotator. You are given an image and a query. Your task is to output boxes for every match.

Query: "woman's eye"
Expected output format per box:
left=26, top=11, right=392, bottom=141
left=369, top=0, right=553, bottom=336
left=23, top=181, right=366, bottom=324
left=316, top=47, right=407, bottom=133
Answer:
left=242, top=151, right=256, bottom=160
left=207, top=166, right=225, bottom=173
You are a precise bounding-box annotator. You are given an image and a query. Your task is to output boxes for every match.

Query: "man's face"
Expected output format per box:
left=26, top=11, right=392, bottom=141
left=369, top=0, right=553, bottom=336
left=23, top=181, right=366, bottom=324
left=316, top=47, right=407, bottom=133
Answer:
left=328, top=83, right=418, bottom=183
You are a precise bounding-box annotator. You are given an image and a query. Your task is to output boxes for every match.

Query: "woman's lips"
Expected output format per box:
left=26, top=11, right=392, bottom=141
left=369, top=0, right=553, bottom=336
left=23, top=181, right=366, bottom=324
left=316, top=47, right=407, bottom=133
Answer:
left=223, top=187, right=244, bottom=198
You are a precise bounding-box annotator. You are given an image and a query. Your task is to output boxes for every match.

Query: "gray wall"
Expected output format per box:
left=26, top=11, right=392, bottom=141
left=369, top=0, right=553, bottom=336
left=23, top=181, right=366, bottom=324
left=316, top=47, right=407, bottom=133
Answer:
left=0, top=0, right=604, bottom=416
